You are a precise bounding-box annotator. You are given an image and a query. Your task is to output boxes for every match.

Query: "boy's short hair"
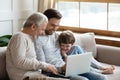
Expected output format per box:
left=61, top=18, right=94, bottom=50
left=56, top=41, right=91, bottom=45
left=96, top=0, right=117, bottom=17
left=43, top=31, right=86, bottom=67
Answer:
left=58, top=30, right=75, bottom=45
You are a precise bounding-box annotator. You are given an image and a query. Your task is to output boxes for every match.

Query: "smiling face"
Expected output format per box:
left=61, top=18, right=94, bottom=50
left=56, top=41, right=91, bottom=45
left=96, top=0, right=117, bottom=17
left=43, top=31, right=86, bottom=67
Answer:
left=58, top=30, right=75, bottom=54
left=60, top=43, right=73, bottom=54
left=45, top=18, right=60, bottom=35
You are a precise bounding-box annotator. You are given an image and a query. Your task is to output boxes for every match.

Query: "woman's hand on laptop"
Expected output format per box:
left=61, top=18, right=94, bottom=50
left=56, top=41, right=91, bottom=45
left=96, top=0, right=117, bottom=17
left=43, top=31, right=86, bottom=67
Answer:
left=45, top=63, right=58, bottom=74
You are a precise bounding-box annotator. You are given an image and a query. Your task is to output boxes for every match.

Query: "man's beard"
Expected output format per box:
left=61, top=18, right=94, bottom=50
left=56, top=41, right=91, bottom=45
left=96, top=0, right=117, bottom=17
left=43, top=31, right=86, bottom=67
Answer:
left=45, top=30, right=53, bottom=35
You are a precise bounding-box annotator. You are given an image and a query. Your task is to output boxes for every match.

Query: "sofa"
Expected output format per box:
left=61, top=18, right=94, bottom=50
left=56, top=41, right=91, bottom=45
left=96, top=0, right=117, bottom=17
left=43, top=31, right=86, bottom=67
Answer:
left=0, top=32, right=120, bottom=80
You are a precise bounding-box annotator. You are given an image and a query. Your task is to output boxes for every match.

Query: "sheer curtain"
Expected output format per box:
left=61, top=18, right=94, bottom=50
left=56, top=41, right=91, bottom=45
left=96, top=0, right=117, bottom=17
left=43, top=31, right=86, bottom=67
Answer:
left=38, top=0, right=56, bottom=13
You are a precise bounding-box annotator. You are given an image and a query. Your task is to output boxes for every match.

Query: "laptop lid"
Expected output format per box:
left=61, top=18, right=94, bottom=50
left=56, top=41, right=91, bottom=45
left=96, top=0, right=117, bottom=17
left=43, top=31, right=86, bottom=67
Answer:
left=65, top=52, right=92, bottom=76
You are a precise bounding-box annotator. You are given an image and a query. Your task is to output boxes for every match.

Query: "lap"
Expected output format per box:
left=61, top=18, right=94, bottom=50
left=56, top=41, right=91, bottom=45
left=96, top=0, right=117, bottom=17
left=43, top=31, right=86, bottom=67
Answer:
left=42, top=71, right=88, bottom=80
left=23, top=71, right=69, bottom=80
left=80, top=71, right=108, bottom=80
left=69, top=75, right=88, bottom=80
left=41, top=71, right=107, bottom=80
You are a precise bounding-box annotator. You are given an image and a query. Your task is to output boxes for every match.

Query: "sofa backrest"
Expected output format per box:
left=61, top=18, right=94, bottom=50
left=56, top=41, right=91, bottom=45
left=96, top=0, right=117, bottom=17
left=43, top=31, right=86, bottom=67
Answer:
left=0, top=47, right=9, bottom=79
left=73, top=32, right=97, bottom=58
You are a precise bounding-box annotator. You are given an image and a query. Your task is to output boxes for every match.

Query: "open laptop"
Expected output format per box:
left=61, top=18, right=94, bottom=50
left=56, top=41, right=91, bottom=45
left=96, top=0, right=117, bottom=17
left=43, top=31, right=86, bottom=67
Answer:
left=58, top=52, right=92, bottom=77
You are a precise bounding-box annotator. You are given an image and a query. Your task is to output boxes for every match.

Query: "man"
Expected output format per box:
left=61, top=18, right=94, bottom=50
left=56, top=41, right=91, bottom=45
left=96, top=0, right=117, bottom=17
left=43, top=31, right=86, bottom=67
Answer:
left=6, top=12, right=58, bottom=80
left=35, top=8, right=108, bottom=80
left=35, top=8, right=66, bottom=73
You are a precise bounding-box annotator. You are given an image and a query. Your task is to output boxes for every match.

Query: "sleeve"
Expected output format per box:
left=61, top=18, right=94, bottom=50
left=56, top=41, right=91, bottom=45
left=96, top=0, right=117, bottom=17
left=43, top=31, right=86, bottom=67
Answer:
left=35, top=38, right=46, bottom=62
left=9, top=35, right=48, bottom=71
left=76, top=45, right=85, bottom=54
left=90, top=66, right=102, bottom=73
left=82, top=47, right=102, bottom=69
left=73, top=46, right=102, bottom=69
left=91, top=57, right=102, bottom=69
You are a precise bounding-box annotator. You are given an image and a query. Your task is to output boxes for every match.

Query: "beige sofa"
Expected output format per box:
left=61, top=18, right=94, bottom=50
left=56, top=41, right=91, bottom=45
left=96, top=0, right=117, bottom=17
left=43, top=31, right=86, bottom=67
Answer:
left=0, top=32, right=120, bottom=80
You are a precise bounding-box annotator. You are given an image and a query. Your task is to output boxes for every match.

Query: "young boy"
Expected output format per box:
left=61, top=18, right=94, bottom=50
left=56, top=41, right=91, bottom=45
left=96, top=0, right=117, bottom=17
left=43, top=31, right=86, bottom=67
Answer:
left=58, top=30, right=115, bottom=74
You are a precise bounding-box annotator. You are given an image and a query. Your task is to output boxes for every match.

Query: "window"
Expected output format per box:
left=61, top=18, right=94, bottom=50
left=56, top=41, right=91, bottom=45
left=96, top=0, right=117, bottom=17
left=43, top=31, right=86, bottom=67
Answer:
left=56, top=2, right=79, bottom=27
left=55, top=0, right=120, bottom=32
left=109, top=3, right=120, bottom=31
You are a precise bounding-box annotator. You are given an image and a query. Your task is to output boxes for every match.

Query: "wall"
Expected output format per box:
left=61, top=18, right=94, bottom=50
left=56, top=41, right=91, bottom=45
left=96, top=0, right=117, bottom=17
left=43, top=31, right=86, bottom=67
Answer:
left=0, top=0, right=38, bottom=36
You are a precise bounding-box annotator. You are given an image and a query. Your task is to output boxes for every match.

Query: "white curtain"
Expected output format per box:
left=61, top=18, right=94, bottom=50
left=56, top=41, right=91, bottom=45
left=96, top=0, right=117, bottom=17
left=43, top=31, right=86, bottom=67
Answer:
left=38, top=0, right=56, bottom=13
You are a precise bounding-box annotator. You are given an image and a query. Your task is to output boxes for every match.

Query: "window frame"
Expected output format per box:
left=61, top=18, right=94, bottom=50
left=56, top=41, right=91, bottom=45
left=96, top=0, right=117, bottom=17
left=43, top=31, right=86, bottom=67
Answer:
left=58, top=26, right=120, bottom=47
left=54, top=0, right=120, bottom=47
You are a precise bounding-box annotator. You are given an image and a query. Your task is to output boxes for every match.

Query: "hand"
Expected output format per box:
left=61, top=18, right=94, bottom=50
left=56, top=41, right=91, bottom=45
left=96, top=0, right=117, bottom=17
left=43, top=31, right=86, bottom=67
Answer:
left=101, top=65, right=115, bottom=74
left=102, top=68, right=114, bottom=74
left=61, top=64, right=66, bottom=73
left=61, top=50, right=68, bottom=62
left=45, top=64, right=58, bottom=75
left=61, top=50, right=67, bottom=57
left=101, top=65, right=115, bottom=70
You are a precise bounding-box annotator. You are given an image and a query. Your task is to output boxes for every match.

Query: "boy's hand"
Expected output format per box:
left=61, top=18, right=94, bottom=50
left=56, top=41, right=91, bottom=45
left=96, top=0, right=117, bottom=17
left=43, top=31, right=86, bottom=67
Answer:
left=61, top=50, right=67, bottom=57
left=61, top=50, right=67, bottom=62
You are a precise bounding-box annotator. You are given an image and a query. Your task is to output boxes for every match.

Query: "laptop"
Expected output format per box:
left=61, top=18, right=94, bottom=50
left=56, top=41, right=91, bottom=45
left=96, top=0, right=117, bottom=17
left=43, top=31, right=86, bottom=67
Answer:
left=58, top=52, right=92, bottom=77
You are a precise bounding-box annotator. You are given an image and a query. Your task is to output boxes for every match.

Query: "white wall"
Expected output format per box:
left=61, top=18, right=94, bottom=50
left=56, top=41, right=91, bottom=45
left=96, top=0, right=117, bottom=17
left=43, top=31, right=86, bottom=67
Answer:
left=0, top=0, right=38, bottom=36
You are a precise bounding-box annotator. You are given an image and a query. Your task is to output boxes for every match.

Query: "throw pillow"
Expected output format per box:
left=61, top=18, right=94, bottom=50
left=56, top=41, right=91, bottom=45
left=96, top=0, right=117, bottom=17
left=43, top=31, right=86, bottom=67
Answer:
left=74, top=32, right=97, bottom=58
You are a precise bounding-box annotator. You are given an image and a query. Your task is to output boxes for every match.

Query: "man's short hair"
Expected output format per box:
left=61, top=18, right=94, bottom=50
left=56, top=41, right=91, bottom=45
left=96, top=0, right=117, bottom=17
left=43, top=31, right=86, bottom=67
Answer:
left=43, top=8, right=62, bottom=20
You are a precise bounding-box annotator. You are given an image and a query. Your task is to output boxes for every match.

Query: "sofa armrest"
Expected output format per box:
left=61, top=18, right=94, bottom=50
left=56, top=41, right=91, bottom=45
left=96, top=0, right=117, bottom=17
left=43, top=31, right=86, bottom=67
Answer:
left=96, top=44, right=120, bottom=66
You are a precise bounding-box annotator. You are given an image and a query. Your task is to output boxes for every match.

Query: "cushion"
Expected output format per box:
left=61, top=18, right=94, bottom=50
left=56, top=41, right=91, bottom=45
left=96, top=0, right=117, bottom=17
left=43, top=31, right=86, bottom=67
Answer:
left=74, top=32, right=97, bottom=57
